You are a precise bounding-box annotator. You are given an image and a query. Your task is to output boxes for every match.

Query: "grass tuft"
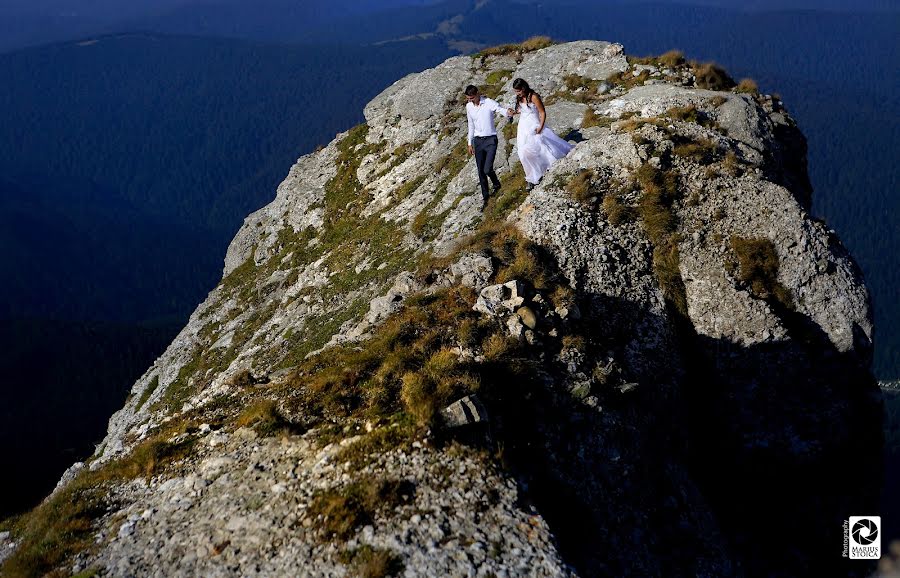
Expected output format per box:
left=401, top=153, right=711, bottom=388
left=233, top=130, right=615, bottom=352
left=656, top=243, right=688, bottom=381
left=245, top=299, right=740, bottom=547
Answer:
left=134, top=374, right=160, bottom=412
left=658, top=50, right=686, bottom=68
left=339, top=545, right=404, bottom=578
left=726, top=236, right=793, bottom=310
left=581, top=108, right=612, bottom=129
left=691, top=62, right=736, bottom=91
left=476, top=36, right=553, bottom=60
left=735, top=78, right=759, bottom=95
left=603, top=183, right=636, bottom=225
left=235, top=400, right=304, bottom=437
left=308, top=477, right=415, bottom=542
left=673, top=138, right=718, bottom=164
left=566, top=169, right=595, bottom=204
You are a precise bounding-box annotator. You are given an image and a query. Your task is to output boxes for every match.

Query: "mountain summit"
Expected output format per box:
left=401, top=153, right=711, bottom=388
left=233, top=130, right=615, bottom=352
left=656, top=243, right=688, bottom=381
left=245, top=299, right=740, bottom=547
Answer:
left=1, top=39, right=882, bottom=578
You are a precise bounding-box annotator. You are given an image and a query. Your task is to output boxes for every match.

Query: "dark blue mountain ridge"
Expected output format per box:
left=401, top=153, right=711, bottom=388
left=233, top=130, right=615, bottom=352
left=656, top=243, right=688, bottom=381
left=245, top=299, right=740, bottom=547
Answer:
left=0, top=33, right=456, bottom=517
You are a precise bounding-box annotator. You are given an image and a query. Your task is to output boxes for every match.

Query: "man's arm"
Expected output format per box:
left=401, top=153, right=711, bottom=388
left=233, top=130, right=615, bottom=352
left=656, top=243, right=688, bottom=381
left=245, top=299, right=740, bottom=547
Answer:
left=488, top=98, right=507, bottom=115
left=466, top=105, right=475, bottom=154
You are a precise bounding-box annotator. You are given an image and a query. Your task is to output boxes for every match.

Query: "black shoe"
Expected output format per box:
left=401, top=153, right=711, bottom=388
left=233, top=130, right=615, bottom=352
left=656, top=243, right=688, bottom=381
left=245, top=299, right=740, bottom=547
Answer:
left=480, top=196, right=488, bottom=210
left=492, top=182, right=501, bottom=195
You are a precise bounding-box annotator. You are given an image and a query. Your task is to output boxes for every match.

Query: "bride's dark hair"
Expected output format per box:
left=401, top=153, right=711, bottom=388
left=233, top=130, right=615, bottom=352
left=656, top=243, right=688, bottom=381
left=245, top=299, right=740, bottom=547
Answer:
left=512, top=78, right=538, bottom=112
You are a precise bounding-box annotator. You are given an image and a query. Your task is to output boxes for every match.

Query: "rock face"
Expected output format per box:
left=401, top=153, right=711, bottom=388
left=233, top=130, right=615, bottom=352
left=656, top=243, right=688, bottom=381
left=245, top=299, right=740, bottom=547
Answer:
left=9, top=40, right=883, bottom=578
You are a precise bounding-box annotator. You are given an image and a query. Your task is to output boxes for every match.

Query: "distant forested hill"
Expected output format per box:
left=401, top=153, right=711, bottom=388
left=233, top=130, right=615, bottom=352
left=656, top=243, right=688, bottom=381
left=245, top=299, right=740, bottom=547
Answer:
left=0, top=35, right=453, bottom=236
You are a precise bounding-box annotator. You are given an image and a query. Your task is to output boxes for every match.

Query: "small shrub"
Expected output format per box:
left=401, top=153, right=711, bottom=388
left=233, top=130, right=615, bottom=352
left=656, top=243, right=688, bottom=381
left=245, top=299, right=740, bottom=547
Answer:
left=603, top=186, right=636, bottom=225
left=653, top=241, right=688, bottom=316
left=235, top=400, right=303, bottom=437
left=665, top=104, right=700, bottom=123
left=665, top=104, right=718, bottom=129
left=673, top=138, right=718, bottom=164
left=726, top=236, right=793, bottom=309
left=581, top=108, right=612, bottom=129
left=722, top=150, right=743, bottom=176
left=659, top=50, right=686, bottom=68
left=561, top=334, right=586, bottom=351
left=309, top=477, right=415, bottom=542
left=566, top=169, right=594, bottom=203
left=709, top=95, right=728, bottom=107
left=735, top=78, right=759, bottom=95
left=482, top=333, right=514, bottom=362
left=477, top=36, right=553, bottom=59
left=520, top=36, right=554, bottom=52
left=691, top=62, right=736, bottom=91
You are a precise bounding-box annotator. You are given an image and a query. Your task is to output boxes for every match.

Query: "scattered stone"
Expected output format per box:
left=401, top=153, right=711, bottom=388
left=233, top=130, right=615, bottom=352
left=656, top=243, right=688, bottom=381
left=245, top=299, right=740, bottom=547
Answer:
left=506, top=315, right=525, bottom=339
left=516, top=306, right=538, bottom=330
left=474, top=280, right=526, bottom=316
left=450, top=253, right=494, bottom=291
left=441, top=395, right=489, bottom=427
left=617, top=382, right=639, bottom=394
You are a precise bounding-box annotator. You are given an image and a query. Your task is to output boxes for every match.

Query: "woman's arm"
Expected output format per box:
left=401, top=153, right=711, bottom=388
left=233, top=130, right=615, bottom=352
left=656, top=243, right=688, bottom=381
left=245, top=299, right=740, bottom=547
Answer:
left=532, top=93, right=546, bottom=133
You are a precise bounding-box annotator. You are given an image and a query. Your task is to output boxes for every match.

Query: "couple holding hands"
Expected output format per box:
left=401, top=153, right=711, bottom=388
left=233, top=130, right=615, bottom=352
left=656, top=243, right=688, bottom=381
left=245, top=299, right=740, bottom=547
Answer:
left=465, top=78, right=573, bottom=209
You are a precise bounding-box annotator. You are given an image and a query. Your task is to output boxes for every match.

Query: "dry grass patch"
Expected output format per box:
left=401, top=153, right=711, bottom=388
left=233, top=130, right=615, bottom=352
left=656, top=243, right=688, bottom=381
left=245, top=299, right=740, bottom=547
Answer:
left=603, top=184, right=636, bottom=225
left=476, top=36, right=553, bottom=61
left=339, top=545, right=404, bottom=578
left=659, top=50, right=686, bottom=68
left=235, top=400, right=304, bottom=437
left=735, top=78, right=759, bottom=95
left=722, top=150, right=743, bottom=176
left=1, top=431, right=196, bottom=578
left=726, top=236, right=793, bottom=309
left=483, top=163, right=529, bottom=222
left=566, top=169, right=594, bottom=203
left=606, top=68, right=651, bottom=89
left=581, top=108, right=612, bottom=129
left=632, top=163, right=688, bottom=314
left=673, top=138, right=718, bottom=164
left=691, top=62, right=736, bottom=91
left=630, top=50, right=686, bottom=69
left=308, top=477, right=415, bottom=542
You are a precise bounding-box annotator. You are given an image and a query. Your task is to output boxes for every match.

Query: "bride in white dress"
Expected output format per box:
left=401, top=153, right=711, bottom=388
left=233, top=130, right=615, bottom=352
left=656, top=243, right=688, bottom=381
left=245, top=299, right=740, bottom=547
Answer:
left=510, top=78, right=574, bottom=189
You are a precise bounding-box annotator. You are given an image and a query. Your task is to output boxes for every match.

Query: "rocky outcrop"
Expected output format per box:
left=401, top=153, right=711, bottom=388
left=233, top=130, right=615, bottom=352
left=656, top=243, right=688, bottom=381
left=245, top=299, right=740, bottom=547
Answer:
left=8, top=40, right=882, bottom=578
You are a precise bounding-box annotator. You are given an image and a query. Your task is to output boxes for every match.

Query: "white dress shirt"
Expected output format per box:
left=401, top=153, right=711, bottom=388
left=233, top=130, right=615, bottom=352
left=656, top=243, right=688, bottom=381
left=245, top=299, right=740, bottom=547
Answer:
left=466, top=96, right=507, bottom=145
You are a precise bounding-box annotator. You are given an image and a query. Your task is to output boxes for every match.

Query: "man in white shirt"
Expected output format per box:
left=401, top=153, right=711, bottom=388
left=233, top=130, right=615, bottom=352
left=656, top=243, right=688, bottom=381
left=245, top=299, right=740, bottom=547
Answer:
left=465, top=84, right=512, bottom=209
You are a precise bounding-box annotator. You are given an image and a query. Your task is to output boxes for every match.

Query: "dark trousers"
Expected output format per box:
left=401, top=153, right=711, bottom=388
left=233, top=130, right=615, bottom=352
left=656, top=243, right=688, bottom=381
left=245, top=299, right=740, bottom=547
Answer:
left=473, top=135, right=501, bottom=201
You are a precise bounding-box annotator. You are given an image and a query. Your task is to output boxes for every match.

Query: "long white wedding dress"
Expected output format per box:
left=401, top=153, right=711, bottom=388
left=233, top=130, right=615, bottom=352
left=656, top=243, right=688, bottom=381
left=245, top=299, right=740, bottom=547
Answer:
left=516, top=98, right=574, bottom=185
